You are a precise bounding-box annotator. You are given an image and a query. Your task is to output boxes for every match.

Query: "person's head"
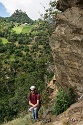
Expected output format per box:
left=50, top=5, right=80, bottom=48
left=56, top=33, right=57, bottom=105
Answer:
left=30, top=86, right=36, bottom=94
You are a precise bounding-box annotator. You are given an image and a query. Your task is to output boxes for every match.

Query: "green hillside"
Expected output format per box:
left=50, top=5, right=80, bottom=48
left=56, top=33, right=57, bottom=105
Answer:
left=8, top=9, right=34, bottom=24
left=0, top=1, right=58, bottom=124
left=12, top=25, right=34, bottom=34
left=22, top=25, right=34, bottom=34
left=12, top=26, right=23, bottom=34
left=0, top=18, right=54, bottom=124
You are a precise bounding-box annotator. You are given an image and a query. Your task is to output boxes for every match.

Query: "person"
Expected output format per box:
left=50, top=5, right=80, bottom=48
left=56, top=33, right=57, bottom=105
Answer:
left=28, top=86, right=41, bottom=122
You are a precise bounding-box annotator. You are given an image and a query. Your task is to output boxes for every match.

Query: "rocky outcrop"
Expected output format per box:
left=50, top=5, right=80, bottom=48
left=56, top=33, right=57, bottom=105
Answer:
left=50, top=0, right=83, bottom=98
left=52, top=100, right=83, bottom=125
left=56, top=0, right=83, bottom=11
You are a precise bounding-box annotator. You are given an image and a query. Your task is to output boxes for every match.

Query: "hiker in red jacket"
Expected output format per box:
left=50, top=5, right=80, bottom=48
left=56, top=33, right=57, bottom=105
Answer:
left=28, top=86, right=41, bottom=121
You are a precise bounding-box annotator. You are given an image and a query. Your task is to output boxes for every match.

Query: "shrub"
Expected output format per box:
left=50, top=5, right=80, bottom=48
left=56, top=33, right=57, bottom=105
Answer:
left=53, top=87, right=75, bottom=115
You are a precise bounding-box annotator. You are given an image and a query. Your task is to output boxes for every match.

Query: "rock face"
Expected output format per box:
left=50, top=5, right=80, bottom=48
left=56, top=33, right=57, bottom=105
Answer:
left=52, top=101, right=83, bottom=125
left=56, top=0, right=83, bottom=11
left=50, top=0, right=83, bottom=97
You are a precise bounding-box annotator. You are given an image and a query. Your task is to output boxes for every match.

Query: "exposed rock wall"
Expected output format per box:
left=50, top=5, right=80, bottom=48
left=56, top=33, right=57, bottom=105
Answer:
left=52, top=101, right=83, bottom=125
left=50, top=0, right=83, bottom=97
left=56, top=0, right=83, bottom=11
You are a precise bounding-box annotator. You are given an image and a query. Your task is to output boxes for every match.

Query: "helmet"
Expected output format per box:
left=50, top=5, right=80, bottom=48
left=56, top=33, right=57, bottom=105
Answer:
left=30, top=86, right=36, bottom=90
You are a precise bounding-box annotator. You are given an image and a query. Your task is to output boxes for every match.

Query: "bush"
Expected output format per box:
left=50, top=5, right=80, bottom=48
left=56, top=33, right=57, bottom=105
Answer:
left=53, top=87, right=75, bottom=115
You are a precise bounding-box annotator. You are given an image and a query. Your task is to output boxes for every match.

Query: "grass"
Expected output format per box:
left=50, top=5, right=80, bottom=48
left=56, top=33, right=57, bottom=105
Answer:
left=12, top=25, right=34, bottom=34
left=22, top=25, right=34, bottom=34
left=1, top=38, right=9, bottom=44
left=12, top=26, right=23, bottom=34
left=1, top=114, right=32, bottom=125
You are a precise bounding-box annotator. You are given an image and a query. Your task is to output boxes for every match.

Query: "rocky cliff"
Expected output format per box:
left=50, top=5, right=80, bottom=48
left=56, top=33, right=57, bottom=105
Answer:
left=50, top=0, right=83, bottom=98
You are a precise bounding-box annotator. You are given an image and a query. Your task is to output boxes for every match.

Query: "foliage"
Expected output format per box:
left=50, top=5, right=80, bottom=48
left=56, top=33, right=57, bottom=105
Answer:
left=12, top=25, right=35, bottom=34
left=0, top=1, right=58, bottom=124
left=12, top=26, right=23, bottom=34
left=43, top=0, right=60, bottom=36
left=1, top=114, right=32, bottom=125
left=41, top=90, right=49, bottom=105
left=8, top=9, right=34, bottom=24
left=53, top=88, right=75, bottom=115
left=0, top=19, right=54, bottom=124
left=22, top=25, right=34, bottom=34
left=1, top=38, right=9, bottom=44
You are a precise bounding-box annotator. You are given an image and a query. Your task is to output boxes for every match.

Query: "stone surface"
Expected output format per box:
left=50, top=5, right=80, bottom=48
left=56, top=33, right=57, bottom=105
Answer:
left=56, top=0, right=83, bottom=11
left=52, top=101, right=83, bottom=125
left=50, top=0, right=83, bottom=97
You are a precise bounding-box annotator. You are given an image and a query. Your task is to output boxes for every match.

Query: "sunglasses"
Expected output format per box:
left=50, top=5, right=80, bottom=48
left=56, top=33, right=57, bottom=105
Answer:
left=30, top=90, right=35, bottom=91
